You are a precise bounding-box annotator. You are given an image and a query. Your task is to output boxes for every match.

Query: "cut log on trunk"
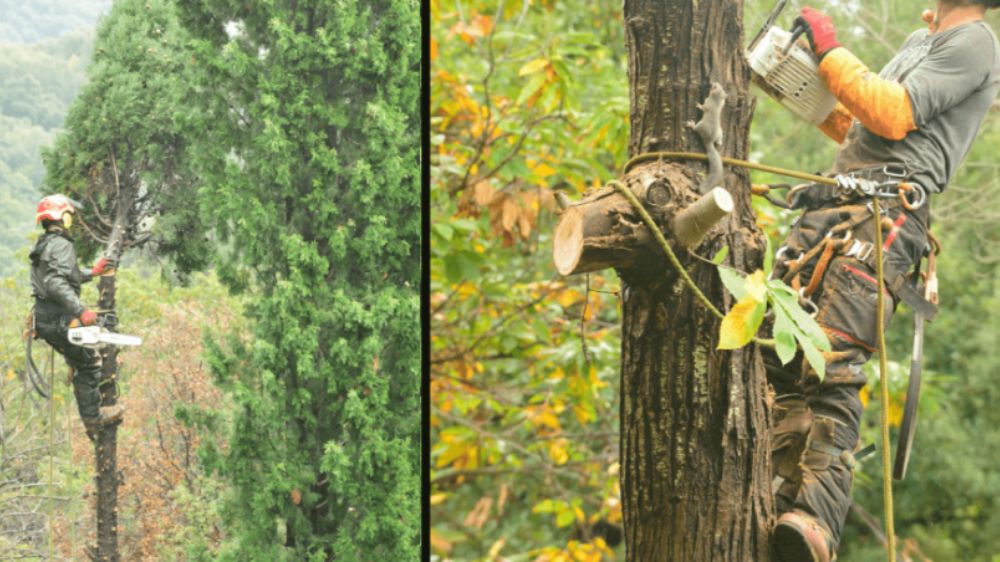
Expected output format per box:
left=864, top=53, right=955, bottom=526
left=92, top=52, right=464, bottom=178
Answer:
left=553, top=184, right=651, bottom=276
left=553, top=167, right=732, bottom=276
left=672, top=187, right=734, bottom=248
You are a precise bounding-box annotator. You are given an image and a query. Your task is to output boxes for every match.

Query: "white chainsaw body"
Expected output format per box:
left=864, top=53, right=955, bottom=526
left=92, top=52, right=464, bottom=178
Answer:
left=748, top=26, right=838, bottom=125
left=68, top=326, right=142, bottom=349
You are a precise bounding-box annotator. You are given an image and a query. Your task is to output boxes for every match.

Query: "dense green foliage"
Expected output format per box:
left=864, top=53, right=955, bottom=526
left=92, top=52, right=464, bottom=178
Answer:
left=432, top=1, right=1000, bottom=560
left=42, top=0, right=201, bottom=269
left=173, top=1, right=421, bottom=559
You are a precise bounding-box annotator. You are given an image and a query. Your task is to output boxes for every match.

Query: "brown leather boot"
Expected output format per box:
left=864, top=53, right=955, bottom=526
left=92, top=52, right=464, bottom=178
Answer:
left=772, top=510, right=836, bottom=562
left=81, top=404, right=126, bottom=440
left=97, top=403, right=125, bottom=425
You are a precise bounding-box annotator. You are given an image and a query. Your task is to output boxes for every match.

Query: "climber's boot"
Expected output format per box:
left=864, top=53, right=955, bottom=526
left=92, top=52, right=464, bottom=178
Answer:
left=82, top=403, right=125, bottom=440
left=772, top=509, right=836, bottom=562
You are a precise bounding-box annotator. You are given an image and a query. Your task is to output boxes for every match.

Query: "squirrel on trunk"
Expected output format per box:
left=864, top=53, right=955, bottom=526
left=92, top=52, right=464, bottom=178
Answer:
left=687, top=82, right=727, bottom=194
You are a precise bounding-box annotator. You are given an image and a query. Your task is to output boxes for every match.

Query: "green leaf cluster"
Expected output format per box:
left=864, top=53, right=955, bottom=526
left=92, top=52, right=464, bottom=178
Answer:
left=717, top=240, right=831, bottom=380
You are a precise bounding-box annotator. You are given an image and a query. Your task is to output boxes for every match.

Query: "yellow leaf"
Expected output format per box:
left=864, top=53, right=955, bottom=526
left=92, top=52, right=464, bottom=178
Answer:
left=519, top=58, right=549, bottom=76
left=888, top=394, right=904, bottom=427
left=746, top=270, right=767, bottom=302
left=556, top=288, right=581, bottom=308
left=430, top=529, right=452, bottom=554
left=488, top=538, right=506, bottom=558
left=718, top=295, right=765, bottom=350
left=549, top=440, right=569, bottom=465
left=532, top=162, right=557, bottom=178
left=430, top=493, right=447, bottom=505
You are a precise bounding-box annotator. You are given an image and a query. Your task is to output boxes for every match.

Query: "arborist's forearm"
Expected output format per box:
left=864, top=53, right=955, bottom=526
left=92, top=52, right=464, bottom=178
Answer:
left=818, top=48, right=917, bottom=141
left=818, top=102, right=854, bottom=143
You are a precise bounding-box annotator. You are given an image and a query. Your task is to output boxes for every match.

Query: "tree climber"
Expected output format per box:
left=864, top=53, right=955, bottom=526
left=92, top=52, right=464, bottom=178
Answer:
left=766, top=2, right=1000, bottom=561
left=29, top=194, right=125, bottom=439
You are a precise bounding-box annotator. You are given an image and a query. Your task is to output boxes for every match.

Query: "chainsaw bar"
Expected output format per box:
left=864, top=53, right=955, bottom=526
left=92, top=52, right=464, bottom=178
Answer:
left=68, top=326, right=142, bottom=349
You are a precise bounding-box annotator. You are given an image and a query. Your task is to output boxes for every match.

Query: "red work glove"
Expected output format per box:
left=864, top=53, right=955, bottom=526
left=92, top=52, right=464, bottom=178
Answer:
left=91, top=257, right=113, bottom=276
left=795, top=7, right=842, bottom=59
left=80, top=310, right=98, bottom=326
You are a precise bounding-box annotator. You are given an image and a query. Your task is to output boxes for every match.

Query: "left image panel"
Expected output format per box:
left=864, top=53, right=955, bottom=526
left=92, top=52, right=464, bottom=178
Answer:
left=1, top=1, right=422, bottom=560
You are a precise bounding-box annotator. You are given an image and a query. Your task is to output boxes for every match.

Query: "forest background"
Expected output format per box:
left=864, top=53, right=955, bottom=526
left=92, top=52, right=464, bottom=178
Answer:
left=1, top=0, right=420, bottom=560
left=430, top=1, right=1000, bottom=561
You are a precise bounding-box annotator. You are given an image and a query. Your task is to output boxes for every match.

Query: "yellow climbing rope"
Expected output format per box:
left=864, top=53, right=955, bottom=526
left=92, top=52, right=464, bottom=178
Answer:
left=873, top=197, right=897, bottom=562
left=47, top=348, right=55, bottom=560
left=623, top=151, right=839, bottom=186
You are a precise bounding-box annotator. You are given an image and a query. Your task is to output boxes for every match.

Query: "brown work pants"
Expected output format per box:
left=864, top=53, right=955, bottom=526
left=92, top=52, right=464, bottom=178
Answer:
left=764, top=196, right=929, bottom=550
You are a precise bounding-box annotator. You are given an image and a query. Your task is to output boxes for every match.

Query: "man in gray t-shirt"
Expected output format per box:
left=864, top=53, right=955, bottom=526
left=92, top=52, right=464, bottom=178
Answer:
left=833, top=21, right=1000, bottom=193
left=763, top=3, right=1000, bottom=562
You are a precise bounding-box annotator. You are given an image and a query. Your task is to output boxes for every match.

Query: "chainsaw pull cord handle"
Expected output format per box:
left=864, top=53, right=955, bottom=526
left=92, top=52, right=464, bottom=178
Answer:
left=784, top=22, right=808, bottom=56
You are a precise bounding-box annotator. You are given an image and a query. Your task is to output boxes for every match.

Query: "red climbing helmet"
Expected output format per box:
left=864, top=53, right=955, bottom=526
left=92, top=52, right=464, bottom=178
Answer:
left=35, top=194, right=76, bottom=224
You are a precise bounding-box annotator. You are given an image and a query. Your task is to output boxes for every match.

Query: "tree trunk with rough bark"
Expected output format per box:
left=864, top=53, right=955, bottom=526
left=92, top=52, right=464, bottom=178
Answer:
left=617, top=1, right=773, bottom=560
left=91, top=189, right=130, bottom=562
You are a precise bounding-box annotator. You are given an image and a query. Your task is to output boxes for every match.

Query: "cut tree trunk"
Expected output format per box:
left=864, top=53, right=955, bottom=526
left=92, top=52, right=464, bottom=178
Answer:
left=615, top=1, right=773, bottom=560
left=91, top=189, right=131, bottom=562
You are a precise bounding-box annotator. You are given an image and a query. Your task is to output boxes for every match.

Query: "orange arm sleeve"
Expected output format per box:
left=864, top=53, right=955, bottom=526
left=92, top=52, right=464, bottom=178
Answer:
left=817, top=103, right=854, bottom=144
left=818, top=48, right=917, bottom=141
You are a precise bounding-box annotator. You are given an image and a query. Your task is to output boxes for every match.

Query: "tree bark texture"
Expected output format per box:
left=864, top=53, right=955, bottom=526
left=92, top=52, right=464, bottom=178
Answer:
left=92, top=191, right=130, bottom=562
left=618, top=1, right=773, bottom=560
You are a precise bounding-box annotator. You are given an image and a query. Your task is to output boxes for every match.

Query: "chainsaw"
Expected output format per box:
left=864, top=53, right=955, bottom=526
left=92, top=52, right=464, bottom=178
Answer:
left=747, top=0, right=838, bottom=125
left=67, top=313, right=142, bottom=349
left=68, top=326, right=143, bottom=349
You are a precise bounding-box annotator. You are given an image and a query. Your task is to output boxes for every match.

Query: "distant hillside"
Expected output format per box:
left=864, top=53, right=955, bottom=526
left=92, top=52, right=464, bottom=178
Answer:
left=0, top=31, right=96, bottom=276
left=0, top=0, right=111, bottom=44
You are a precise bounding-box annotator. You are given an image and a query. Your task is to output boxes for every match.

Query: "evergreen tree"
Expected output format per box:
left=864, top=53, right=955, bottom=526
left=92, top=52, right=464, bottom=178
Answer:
left=41, top=0, right=198, bottom=558
left=174, top=1, right=421, bottom=559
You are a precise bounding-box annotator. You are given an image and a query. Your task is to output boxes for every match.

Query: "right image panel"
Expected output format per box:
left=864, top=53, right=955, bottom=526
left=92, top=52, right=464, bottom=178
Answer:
left=431, top=1, right=1000, bottom=561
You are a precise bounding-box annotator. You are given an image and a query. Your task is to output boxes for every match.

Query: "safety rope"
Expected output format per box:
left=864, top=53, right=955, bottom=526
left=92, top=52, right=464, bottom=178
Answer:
left=47, top=347, right=55, bottom=560
left=624, top=151, right=838, bottom=185
left=873, top=198, right=897, bottom=562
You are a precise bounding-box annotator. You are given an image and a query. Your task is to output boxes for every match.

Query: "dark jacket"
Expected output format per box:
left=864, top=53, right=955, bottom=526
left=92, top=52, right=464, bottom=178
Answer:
left=29, top=228, right=92, bottom=317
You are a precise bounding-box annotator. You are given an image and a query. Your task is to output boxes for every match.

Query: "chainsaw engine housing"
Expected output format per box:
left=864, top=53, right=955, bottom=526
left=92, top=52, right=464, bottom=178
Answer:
left=748, top=26, right=837, bottom=125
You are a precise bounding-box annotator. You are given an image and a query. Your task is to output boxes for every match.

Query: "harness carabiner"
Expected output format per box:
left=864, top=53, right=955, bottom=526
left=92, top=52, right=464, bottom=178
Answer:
left=897, top=182, right=927, bottom=211
left=797, top=288, right=819, bottom=317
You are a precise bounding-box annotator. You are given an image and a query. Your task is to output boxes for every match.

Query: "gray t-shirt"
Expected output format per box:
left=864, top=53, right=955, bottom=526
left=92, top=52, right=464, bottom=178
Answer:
left=832, top=21, right=1000, bottom=193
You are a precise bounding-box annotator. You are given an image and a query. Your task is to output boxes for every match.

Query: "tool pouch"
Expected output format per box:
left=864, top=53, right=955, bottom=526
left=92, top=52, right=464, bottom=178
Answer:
left=23, top=309, right=37, bottom=341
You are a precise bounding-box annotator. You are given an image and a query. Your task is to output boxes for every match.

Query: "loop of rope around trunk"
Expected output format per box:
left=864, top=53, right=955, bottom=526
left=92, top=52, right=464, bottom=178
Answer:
left=624, top=151, right=839, bottom=185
